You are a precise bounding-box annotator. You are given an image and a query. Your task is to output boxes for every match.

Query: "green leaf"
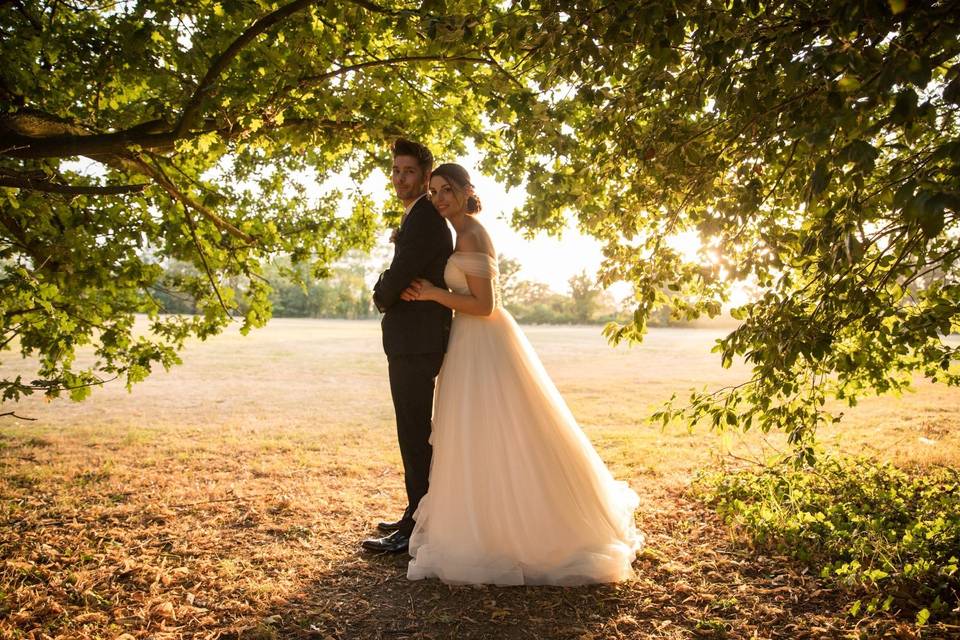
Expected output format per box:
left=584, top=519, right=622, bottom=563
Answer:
left=893, top=181, right=916, bottom=209
left=891, top=89, right=917, bottom=124
left=842, top=140, right=879, bottom=171
left=849, top=600, right=862, bottom=616
left=944, top=76, right=960, bottom=106
left=836, top=75, right=861, bottom=92
left=809, top=160, right=830, bottom=198
left=903, top=191, right=932, bottom=222
left=919, top=193, right=949, bottom=238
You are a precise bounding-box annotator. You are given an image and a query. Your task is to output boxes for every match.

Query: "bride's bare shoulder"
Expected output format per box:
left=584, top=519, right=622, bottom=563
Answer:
left=458, top=222, right=496, bottom=258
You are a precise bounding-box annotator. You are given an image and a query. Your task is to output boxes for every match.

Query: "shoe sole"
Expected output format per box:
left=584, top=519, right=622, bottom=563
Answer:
left=360, top=544, right=409, bottom=553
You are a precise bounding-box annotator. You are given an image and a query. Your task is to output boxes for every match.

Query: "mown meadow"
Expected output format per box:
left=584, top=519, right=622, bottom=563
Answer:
left=2, top=319, right=958, bottom=639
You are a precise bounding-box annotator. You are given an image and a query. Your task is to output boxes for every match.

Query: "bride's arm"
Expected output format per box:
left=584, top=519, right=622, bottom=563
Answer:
left=404, top=232, right=495, bottom=316
left=417, top=274, right=495, bottom=316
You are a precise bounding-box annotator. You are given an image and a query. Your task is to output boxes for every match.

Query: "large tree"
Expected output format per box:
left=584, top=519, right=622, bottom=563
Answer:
left=3, top=1, right=960, bottom=454
left=0, top=0, right=523, bottom=403
left=483, top=0, right=960, bottom=456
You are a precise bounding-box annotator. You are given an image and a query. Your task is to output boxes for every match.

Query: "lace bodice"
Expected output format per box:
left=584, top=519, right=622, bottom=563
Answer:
left=444, top=251, right=500, bottom=306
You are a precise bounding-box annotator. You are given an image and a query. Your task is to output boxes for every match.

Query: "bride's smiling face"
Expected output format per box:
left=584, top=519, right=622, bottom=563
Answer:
left=428, top=175, right=465, bottom=218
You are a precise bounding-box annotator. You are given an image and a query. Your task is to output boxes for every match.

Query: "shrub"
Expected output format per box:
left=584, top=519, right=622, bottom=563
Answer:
left=694, top=455, right=960, bottom=624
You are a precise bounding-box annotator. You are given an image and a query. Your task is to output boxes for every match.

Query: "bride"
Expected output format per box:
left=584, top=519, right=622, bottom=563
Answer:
left=398, top=163, right=644, bottom=586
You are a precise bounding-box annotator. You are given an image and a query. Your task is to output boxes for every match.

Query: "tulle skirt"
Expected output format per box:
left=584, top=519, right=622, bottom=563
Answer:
left=407, top=307, right=643, bottom=586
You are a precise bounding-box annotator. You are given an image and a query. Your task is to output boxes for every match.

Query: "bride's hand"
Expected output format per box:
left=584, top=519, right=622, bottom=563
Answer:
left=413, top=278, right=439, bottom=301
left=400, top=281, right=422, bottom=301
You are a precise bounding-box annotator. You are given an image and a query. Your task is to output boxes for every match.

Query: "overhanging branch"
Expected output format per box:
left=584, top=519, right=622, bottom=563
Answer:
left=295, top=55, right=497, bottom=88
left=131, top=158, right=255, bottom=244
left=174, top=0, right=320, bottom=137
left=1, top=111, right=363, bottom=160
left=145, top=159, right=234, bottom=317
left=0, top=170, right=147, bottom=195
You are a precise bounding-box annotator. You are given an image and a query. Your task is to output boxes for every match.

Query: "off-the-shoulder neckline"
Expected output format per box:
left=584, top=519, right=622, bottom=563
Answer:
left=451, top=250, right=497, bottom=260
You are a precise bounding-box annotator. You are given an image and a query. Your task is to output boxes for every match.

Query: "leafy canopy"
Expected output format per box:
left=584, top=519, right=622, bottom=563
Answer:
left=1, top=0, right=519, bottom=402
left=495, top=0, right=960, bottom=455
left=3, top=1, right=959, bottom=451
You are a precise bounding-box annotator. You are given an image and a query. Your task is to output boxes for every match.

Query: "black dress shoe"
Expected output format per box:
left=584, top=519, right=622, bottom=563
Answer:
left=376, top=518, right=404, bottom=533
left=361, top=529, right=410, bottom=553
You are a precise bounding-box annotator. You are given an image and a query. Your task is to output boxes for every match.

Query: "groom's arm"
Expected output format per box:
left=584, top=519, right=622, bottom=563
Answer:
left=373, top=209, right=440, bottom=312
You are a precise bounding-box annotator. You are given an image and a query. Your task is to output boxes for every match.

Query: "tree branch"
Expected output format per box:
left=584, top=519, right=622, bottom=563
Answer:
left=0, top=411, right=37, bottom=421
left=146, top=159, right=233, bottom=318
left=0, top=110, right=180, bottom=159
left=0, top=171, right=147, bottom=195
left=131, top=157, right=255, bottom=244
left=174, top=0, right=320, bottom=137
left=294, top=54, right=496, bottom=88
left=2, top=53, right=488, bottom=161
left=0, top=112, right=362, bottom=159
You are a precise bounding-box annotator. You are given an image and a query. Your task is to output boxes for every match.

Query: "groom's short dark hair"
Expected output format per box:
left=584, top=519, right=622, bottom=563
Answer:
left=392, top=138, right=433, bottom=174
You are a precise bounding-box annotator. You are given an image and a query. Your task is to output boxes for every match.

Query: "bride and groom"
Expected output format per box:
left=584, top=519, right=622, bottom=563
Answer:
left=362, top=138, right=643, bottom=586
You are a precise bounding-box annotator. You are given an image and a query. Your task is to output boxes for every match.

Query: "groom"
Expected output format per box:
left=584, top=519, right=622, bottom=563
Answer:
left=362, top=138, right=453, bottom=553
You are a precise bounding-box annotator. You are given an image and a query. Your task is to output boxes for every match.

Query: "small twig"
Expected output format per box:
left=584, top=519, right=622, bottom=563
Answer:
left=2, top=518, right=66, bottom=527
left=167, top=493, right=272, bottom=509
left=0, top=411, right=38, bottom=421
left=27, top=374, right=120, bottom=394
left=724, top=451, right=767, bottom=468
left=147, top=158, right=234, bottom=317
left=132, top=156, right=254, bottom=244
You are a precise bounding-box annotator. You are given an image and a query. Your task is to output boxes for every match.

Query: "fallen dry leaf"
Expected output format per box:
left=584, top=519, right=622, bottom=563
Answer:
left=151, top=601, right=176, bottom=620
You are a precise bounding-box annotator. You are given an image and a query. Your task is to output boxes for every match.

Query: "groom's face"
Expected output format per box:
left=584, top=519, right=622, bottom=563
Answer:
left=392, top=155, right=428, bottom=202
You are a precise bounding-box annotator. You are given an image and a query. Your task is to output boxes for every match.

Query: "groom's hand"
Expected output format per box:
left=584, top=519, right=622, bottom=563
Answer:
left=373, top=273, right=389, bottom=312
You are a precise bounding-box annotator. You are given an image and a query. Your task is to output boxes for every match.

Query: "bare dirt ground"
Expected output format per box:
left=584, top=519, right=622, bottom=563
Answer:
left=2, top=319, right=958, bottom=639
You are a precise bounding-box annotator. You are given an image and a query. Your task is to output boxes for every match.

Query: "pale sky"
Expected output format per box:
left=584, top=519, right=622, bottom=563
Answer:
left=350, top=149, right=752, bottom=307
left=353, top=148, right=636, bottom=300
left=348, top=150, right=732, bottom=304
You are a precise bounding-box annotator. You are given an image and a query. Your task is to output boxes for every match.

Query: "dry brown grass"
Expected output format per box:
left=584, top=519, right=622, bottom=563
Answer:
left=1, top=319, right=958, bottom=639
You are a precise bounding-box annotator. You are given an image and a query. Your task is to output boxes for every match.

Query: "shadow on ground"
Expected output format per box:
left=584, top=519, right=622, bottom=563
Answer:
left=1, top=431, right=949, bottom=640
left=244, top=492, right=880, bottom=640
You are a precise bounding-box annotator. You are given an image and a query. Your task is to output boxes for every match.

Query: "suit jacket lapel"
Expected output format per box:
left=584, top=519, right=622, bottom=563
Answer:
left=399, top=194, right=428, bottom=233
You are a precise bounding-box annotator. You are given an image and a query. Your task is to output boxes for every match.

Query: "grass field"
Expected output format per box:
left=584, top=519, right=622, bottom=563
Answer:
left=2, top=318, right=959, bottom=639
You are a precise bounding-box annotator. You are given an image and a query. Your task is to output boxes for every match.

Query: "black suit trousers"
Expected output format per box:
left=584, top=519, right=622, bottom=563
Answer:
left=387, top=351, right=444, bottom=537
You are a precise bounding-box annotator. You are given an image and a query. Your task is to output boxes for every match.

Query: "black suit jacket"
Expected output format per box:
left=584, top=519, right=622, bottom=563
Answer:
left=373, top=195, right=454, bottom=357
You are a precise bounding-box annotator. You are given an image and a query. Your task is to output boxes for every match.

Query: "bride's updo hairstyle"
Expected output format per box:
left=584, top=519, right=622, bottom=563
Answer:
left=431, top=163, right=482, bottom=214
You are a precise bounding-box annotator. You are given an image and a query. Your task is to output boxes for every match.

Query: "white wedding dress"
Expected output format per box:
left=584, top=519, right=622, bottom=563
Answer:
left=407, top=251, right=644, bottom=586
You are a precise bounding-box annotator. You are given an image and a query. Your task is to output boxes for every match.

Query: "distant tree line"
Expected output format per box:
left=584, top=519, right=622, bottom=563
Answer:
left=152, top=253, right=712, bottom=326
left=498, top=256, right=621, bottom=325
left=153, top=252, right=376, bottom=320
left=499, top=256, right=707, bottom=327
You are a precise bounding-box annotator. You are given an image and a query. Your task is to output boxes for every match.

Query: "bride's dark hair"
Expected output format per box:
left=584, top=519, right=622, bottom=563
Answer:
left=430, top=163, right=482, bottom=214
